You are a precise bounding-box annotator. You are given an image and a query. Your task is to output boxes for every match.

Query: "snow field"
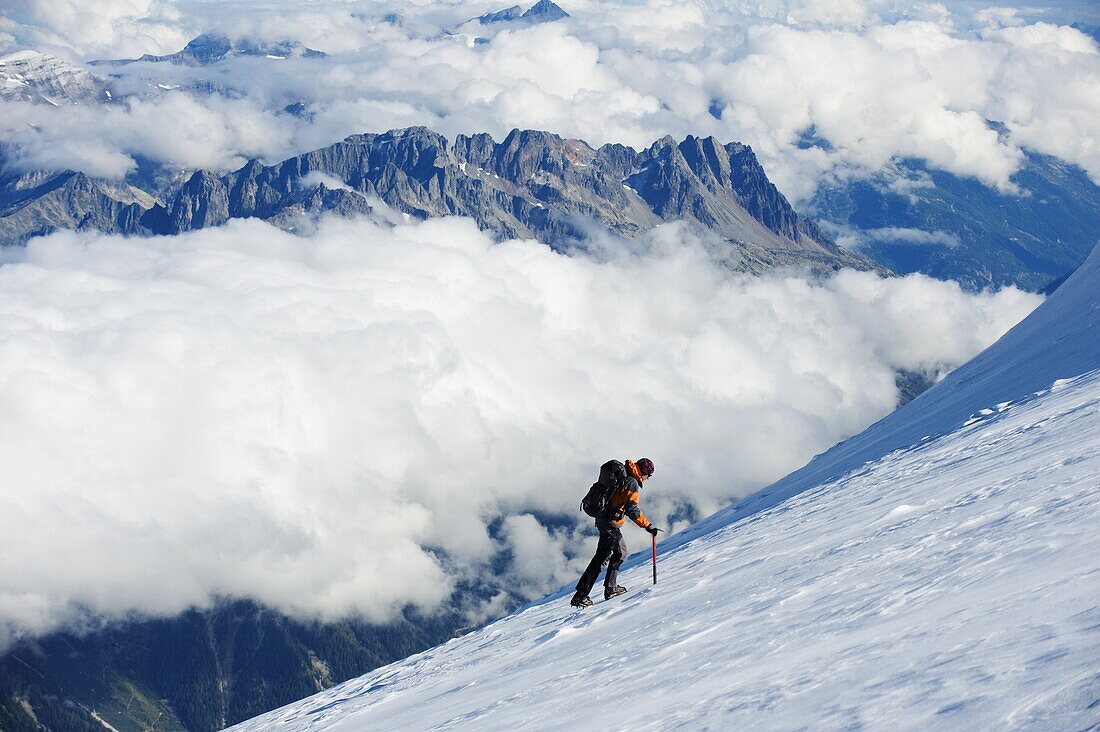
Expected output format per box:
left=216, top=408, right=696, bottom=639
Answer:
left=230, top=369, right=1100, bottom=731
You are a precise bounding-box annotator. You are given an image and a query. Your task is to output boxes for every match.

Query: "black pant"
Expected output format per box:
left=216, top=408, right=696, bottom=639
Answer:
left=575, top=518, right=627, bottom=597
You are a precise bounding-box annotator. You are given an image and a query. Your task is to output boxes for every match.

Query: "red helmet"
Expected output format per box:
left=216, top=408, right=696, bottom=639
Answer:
left=636, top=457, right=655, bottom=476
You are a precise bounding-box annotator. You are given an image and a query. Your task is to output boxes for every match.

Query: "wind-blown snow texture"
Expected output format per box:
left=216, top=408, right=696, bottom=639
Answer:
left=230, top=247, right=1100, bottom=730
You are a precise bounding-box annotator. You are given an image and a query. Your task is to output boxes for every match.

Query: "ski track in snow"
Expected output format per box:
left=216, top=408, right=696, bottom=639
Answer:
left=230, top=369, right=1100, bottom=731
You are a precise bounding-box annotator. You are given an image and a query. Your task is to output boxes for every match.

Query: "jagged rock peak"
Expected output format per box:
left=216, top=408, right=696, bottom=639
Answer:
left=491, top=128, right=596, bottom=178
left=346, top=126, right=448, bottom=145
left=677, top=135, right=733, bottom=180
left=644, top=135, right=679, bottom=155
left=469, top=0, right=569, bottom=26
left=176, top=33, right=232, bottom=63
left=522, top=0, right=570, bottom=21
left=2, top=124, right=875, bottom=276
left=476, top=5, right=524, bottom=24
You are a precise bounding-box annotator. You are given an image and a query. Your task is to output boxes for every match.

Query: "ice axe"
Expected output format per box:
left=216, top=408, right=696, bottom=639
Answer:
left=651, top=528, right=665, bottom=585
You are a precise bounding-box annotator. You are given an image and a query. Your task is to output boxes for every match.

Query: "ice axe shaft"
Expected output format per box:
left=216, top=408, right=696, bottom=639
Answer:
left=652, top=534, right=657, bottom=585
left=650, top=528, right=665, bottom=585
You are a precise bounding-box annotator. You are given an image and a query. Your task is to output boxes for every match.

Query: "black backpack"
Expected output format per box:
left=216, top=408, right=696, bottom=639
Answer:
left=580, top=460, right=628, bottom=518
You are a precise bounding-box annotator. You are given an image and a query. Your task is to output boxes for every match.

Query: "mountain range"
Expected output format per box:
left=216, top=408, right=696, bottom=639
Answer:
left=0, top=35, right=328, bottom=111
left=2, top=121, right=1097, bottom=289
left=0, top=126, right=873, bottom=276
left=3, top=24, right=1099, bottom=291
left=90, top=33, right=327, bottom=67
left=809, top=151, right=1100, bottom=291
left=467, top=0, right=570, bottom=27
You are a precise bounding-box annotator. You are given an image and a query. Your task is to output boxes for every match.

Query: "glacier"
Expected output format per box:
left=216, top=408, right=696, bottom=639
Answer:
left=229, top=245, right=1100, bottom=730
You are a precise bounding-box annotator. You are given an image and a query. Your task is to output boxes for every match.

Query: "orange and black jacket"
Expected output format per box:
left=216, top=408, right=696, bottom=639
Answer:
left=607, top=475, right=651, bottom=529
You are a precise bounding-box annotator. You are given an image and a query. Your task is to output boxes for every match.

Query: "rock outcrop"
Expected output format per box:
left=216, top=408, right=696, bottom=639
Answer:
left=0, top=169, right=162, bottom=243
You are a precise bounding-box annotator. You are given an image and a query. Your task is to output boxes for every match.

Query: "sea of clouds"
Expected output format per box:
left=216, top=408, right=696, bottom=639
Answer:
left=0, top=215, right=1040, bottom=648
left=0, top=0, right=1098, bottom=200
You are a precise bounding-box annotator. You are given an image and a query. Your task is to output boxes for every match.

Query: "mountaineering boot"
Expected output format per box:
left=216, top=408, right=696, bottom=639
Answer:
left=570, top=592, right=594, bottom=608
left=604, top=585, right=627, bottom=600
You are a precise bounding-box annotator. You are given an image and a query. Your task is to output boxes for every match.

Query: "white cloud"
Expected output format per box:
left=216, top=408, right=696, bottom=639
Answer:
left=501, top=515, right=584, bottom=594
left=974, top=6, right=1027, bottom=28
left=823, top=222, right=962, bottom=249
left=0, top=214, right=1040, bottom=647
left=871, top=227, right=960, bottom=246
left=299, top=170, right=352, bottom=191
left=1, top=0, right=189, bottom=59
left=0, top=93, right=296, bottom=177
left=786, top=0, right=877, bottom=28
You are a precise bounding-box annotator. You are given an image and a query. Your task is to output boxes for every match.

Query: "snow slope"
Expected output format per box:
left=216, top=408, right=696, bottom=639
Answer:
left=666, top=239, right=1100, bottom=554
left=0, top=51, right=109, bottom=105
left=230, top=247, right=1100, bottom=731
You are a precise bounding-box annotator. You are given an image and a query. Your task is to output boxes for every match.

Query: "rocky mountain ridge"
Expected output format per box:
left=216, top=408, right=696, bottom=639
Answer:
left=90, top=32, right=327, bottom=67
left=465, top=0, right=570, bottom=28
left=0, top=126, right=873, bottom=275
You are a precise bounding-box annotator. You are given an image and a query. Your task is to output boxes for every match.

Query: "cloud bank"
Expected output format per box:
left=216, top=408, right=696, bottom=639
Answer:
left=0, top=0, right=188, bottom=59
left=0, top=214, right=1040, bottom=647
left=1, top=0, right=1099, bottom=198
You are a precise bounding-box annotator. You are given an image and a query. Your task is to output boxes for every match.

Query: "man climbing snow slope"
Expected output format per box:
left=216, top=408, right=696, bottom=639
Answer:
left=572, top=458, right=661, bottom=607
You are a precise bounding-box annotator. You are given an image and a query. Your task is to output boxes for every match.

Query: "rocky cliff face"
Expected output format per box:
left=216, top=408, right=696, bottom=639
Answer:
left=0, top=126, right=872, bottom=275
left=627, top=135, right=815, bottom=250
left=0, top=169, right=161, bottom=244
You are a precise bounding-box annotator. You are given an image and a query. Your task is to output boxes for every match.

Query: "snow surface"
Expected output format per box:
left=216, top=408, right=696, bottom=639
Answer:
left=230, top=247, right=1100, bottom=731
left=0, top=51, right=106, bottom=104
